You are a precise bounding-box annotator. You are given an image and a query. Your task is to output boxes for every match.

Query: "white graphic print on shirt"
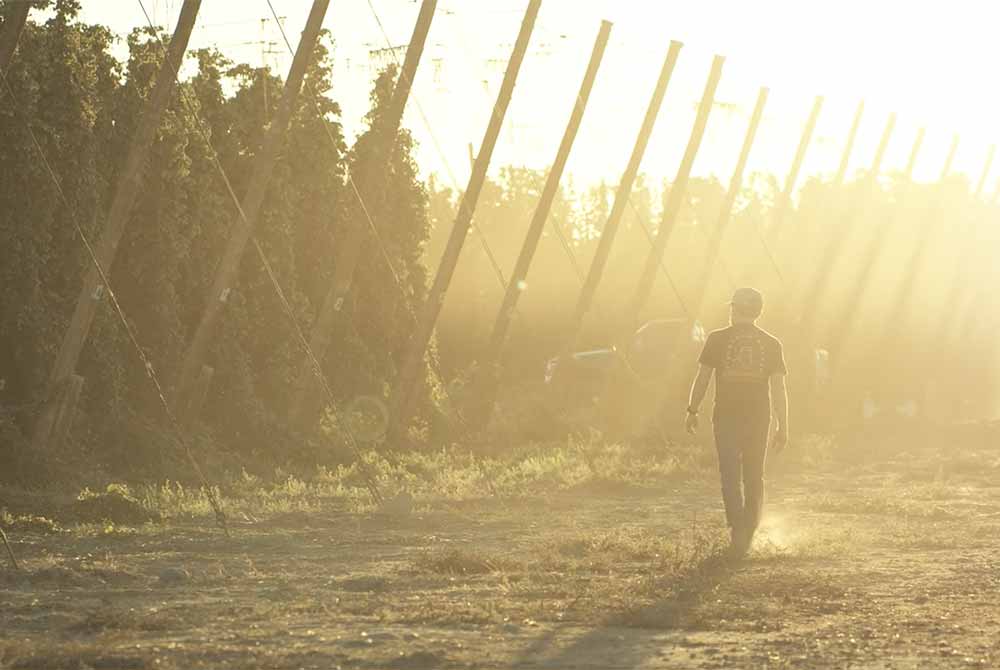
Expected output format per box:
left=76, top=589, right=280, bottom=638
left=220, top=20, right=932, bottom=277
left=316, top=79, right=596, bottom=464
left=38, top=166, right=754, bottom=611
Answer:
left=720, top=331, right=767, bottom=382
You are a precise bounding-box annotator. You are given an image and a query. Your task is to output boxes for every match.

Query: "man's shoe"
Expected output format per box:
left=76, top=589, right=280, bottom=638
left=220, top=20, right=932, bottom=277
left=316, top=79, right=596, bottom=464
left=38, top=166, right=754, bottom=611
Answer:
left=728, top=526, right=748, bottom=559
left=728, top=525, right=753, bottom=559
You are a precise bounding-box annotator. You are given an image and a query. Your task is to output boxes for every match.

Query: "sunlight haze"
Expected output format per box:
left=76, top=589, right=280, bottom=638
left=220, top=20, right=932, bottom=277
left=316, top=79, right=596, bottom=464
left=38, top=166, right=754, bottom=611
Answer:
left=6, top=2, right=1000, bottom=665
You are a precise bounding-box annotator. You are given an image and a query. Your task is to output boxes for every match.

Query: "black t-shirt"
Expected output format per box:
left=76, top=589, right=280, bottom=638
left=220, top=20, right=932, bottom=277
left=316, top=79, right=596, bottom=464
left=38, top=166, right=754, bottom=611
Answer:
left=698, top=323, right=786, bottom=421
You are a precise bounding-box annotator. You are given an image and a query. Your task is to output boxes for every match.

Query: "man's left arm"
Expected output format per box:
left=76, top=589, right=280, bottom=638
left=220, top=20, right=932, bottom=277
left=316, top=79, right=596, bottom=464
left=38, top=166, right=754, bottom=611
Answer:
left=770, top=340, right=789, bottom=451
left=770, top=373, right=788, bottom=451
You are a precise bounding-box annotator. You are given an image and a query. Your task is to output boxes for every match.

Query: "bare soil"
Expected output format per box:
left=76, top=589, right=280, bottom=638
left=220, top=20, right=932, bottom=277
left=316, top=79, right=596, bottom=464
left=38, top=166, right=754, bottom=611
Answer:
left=2, top=438, right=1000, bottom=669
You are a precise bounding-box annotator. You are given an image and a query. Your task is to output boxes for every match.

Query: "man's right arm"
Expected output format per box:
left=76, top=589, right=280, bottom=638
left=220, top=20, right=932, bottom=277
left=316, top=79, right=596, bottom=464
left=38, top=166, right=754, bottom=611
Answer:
left=685, top=364, right=713, bottom=434
left=685, top=332, right=719, bottom=434
left=689, top=365, right=713, bottom=413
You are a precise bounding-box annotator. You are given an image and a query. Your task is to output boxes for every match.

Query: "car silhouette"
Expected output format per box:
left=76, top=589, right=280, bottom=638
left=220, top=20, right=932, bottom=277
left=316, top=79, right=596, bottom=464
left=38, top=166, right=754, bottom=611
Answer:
left=543, top=318, right=703, bottom=434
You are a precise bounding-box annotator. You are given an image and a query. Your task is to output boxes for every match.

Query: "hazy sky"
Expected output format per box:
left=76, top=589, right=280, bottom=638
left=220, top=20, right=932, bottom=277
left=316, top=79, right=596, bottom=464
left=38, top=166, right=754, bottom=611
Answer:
left=67, top=1, right=1000, bottom=196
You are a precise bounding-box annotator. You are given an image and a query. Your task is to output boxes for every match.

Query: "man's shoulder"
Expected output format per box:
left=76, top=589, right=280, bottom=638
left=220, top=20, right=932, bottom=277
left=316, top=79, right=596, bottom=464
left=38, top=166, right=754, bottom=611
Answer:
left=754, top=326, right=783, bottom=347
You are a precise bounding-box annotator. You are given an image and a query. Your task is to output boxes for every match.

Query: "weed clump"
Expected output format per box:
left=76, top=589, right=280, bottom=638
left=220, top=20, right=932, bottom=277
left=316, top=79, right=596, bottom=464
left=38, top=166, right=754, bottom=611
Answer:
left=415, top=547, right=521, bottom=575
left=0, top=511, right=61, bottom=534
left=69, top=484, right=161, bottom=525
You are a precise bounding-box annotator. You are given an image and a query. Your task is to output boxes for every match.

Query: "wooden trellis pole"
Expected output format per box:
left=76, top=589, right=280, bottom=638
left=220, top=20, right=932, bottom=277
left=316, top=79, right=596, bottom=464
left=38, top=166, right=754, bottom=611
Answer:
left=173, top=0, right=330, bottom=428
left=955, top=149, right=998, bottom=343
left=0, top=526, right=17, bottom=571
left=939, top=146, right=1000, bottom=346
left=833, top=102, right=866, bottom=187
left=879, top=135, right=958, bottom=333
left=794, top=112, right=896, bottom=342
left=623, top=55, right=724, bottom=330
left=974, top=144, right=995, bottom=199
left=388, top=0, right=543, bottom=443
left=825, top=127, right=925, bottom=362
left=288, top=0, right=438, bottom=428
left=764, top=95, right=824, bottom=248
left=564, top=40, right=682, bottom=350
left=0, top=0, right=31, bottom=79
left=739, top=96, right=827, bottom=292
left=31, top=0, right=203, bottom=451
left=762, top=101, right=864, bottom=323
left=689, top=86, right=769, bottom=321
left=956, top=158, right=998, bottom=347
left=468, top=20, right=612, bottom=428
left=772, top=100, right=864, bottom=293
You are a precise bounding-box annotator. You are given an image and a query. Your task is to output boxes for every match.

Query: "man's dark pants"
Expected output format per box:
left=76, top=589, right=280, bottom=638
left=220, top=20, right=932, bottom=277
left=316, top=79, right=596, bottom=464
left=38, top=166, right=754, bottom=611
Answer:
left=713, top=416, right=769, bottom=533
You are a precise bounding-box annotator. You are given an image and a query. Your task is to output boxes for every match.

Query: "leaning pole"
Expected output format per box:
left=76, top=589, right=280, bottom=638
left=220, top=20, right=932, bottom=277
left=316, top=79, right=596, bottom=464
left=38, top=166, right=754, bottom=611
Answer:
left=388, top=0, right=543, bottom=443
left=622, top=55, right=724, bottom=331
left=794, top=112, right=896, bottom=343
left=288, top=0, right=439, bottom=428
left=974, top=144, right=995, bottom=199
left=945, top=144, right=1000, bottom=337
left=825, top=127, right=926, bottom=366
left=739, top=94, right=824, bottom=289
left=31, top=0, right=204, bottom=451
left=564, top=40, right=682, bottom=350
left=469, top=20, right=613, bottom=428
left=173, top=0, right=331, bottom=428
left=832, top=103, right=867, bottom=186
left=689, top=86, right=769, bottom=321
left=937, top=146, right=1000, bottom=347
left=866, top=136, right=959, bottom=376
left=764, top=95, right=825, bottom=248
left=764, top=100, right=865, bottom=323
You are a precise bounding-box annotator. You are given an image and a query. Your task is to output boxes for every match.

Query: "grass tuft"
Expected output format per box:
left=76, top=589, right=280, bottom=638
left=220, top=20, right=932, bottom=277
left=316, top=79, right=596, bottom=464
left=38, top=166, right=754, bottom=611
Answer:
left=415, top=547, right=522, bottom=575
left=71, top=484, right=161, bottom=525
left=0, top=510, right=62, bottom=534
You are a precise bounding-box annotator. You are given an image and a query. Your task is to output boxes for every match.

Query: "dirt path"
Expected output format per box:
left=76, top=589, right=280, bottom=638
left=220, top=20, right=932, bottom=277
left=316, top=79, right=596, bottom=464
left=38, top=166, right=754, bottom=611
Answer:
left=2, top=443, right=1000, bottom=669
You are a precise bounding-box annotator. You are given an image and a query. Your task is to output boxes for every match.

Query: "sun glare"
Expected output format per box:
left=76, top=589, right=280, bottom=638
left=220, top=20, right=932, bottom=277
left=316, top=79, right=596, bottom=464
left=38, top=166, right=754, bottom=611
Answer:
left=77, top=1, right=999, bottom=189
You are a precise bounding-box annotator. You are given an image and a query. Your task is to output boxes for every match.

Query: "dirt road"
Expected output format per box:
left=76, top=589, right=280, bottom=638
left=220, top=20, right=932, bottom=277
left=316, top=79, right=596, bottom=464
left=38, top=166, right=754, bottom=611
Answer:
left=2, top=437, right=999, bottom=668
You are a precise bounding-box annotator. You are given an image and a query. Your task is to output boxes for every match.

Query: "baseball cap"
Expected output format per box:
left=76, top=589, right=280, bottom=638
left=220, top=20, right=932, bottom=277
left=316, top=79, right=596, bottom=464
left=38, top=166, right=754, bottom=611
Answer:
left=730, top=287, right=764, bottom=313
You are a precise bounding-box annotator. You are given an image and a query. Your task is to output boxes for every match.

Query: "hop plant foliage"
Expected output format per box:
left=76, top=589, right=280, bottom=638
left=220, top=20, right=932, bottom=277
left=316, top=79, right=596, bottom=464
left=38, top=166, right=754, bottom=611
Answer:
left=0, top=5, right=432, bottom=481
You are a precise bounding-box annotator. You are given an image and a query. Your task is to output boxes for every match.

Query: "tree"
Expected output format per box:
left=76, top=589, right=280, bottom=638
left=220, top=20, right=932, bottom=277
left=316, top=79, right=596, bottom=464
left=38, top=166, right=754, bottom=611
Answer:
left=319, top=66, right=431, bottom=408
left=0, top=1, right=120, bottom=475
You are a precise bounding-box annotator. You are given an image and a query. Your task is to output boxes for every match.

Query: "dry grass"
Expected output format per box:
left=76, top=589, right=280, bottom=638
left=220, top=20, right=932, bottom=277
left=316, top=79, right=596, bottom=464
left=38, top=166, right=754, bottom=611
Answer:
left=127, top=438, right=708, bottom=521
left=2, top=434, right=1000, bottom=668
left=414, top=547, right=523, bottom=575
left=0, top=511, right=61, bottom=534
left=806, top=491, right=953, bottom=518
left=0, top=438, right=707, bottom=532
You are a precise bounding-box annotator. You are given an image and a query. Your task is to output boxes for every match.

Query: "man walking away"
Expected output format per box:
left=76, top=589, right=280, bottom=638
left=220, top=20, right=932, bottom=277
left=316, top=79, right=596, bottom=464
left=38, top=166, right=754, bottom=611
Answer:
left=684, top=287, right=788, bottom=557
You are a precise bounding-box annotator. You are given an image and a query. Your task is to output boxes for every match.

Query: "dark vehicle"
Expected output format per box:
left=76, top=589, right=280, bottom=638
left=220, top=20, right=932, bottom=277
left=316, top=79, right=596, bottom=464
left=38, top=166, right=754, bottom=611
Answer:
left=543, top=318, right=701, bottom=434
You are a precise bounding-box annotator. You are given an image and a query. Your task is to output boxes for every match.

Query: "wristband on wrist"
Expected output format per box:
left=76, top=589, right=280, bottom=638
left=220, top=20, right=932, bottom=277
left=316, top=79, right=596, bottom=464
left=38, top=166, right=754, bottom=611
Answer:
left=686, top=406, right=699, bottom=415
